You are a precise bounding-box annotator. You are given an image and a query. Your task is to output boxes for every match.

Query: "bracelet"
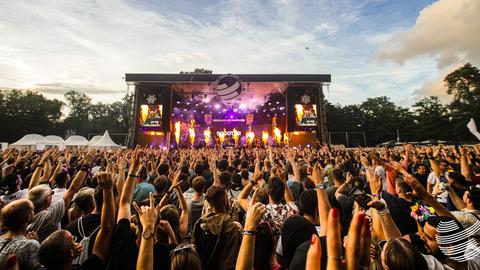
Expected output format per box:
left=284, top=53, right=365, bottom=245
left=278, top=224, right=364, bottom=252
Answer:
left=129, top=174, right=139, bottom=178
left=376, top=208, right=390, bottom=216
left=316, top=183, right=324, bottom=189
left=242, top=230, right=256, bottom=236
left=371, top=194, right=381, bottom=198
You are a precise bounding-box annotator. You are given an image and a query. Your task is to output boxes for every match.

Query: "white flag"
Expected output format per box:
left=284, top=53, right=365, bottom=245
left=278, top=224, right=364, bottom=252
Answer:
left=467, top=118, right=480, bottom=141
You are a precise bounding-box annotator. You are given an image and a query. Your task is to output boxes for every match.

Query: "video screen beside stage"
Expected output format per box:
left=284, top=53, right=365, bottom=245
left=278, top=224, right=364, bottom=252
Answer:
left=294, top=104, right=317, bottom=126
left=139, top=104, right=163, bottom=128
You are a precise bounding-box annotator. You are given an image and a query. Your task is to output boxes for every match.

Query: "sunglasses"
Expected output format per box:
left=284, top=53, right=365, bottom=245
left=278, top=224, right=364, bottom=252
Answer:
left=378, top=240, right=387, bottom=251
left=169, top=244, right=195, bottom=256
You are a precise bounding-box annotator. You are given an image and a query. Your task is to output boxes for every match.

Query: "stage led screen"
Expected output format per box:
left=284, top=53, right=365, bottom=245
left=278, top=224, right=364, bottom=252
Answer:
left=139, top=104, right=163, bottom=128
left=294, top=104, right=317, bottom=126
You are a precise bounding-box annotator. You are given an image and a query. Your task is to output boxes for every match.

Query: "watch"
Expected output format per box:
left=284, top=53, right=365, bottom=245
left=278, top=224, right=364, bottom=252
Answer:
left=316, top=183, right=324, bottom=189
left=142, top=229, right=154, bottom=240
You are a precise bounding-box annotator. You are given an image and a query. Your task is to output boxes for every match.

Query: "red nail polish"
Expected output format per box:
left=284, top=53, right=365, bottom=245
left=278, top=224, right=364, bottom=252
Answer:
left=357, top=213, right=365, bottom=222
left=363, top=216, right=369, bottom=226
left=5, top=255, right=17, bottom=267
left=332, top=208, right=338, bottom=218
left=310, top=234, right=316, bottom=245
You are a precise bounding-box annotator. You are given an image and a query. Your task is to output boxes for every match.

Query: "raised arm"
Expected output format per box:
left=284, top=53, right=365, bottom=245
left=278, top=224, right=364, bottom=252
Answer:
left=277, top=168, right=294, bottom=203
left=459, top=147, right=474, bottom=180
left=117, top=154, right=140, bottom=222
left=235, top=202, right=266, bottom=270
left=176, top=185, right=189, bottom=238
left=287, top=149, right=301, bottom=182
left=133, top=193, right=157, bottom=270
left=92, top=172, right=115, bottom=263
left=29, top=150, right=51, bottom=189
left=446, top=185, right=466, bottom=210
left=115, top=157, right=127, bottom=198
left=63, top=152, right=94, bottom=206
left=309, top=163, right=331, bottom=236
left=238, top=172, right=262, bottom=212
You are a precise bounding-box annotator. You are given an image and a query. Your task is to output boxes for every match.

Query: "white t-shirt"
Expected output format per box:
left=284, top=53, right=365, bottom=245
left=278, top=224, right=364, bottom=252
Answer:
left=427, top=172, right=448, bottom=203
left=0, top=189, right=28, bottom=205
left=375, top=165, right=387, bottom=191
left=52, top=188, right=67, bottom=203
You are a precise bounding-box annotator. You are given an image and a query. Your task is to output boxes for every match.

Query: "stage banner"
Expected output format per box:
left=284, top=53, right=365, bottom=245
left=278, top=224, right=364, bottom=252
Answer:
left=246, top=114, right=254, bottom=125
left=205, top=114, right=212, bottom=125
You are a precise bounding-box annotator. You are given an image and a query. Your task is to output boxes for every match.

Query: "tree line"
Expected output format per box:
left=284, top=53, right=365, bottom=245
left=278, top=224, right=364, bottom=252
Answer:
left=0, top=63, right=478, bottom=145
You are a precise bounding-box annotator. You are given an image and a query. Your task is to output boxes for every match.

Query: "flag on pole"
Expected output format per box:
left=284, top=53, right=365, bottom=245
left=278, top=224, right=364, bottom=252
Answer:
left=467, top=118, right=480, bottom=141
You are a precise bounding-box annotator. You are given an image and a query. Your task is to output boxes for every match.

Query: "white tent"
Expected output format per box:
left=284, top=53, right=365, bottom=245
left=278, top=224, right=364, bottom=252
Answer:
left=12, top=134, right=46, bottom=146
left=44, top=135, right=65, bottom=146
left=88, top=135, right=102, bottom=146
left=65, top=135, right=89, bottom=146
left=90, top=131, right=122, bottom=149
left=11, top=134, right=46, bottom=146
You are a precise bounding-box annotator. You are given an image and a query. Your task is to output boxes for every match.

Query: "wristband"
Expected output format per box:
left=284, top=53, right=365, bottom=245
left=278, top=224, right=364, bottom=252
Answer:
left=242, top=230, right=256, bottom=236
left=371, top=194, right=381, bottom=198
left=376, top=208, right=390, bottom=216
left=316, top=183, right=324, bottom=189
left=129, top=174, right=139, bottom=178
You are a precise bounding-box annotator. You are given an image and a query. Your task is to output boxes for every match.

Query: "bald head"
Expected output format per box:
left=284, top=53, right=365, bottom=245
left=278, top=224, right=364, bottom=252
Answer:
left=28, top=184, right=53, bottom=211
left=39, top=230, right=75, bottom=269
left=0, top=199, right=34, bottom=232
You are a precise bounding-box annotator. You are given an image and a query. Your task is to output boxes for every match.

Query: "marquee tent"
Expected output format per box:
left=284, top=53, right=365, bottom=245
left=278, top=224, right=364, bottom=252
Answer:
left=45, top=135, right=65, bottom=146
left=11, top=134, right=46, bottom=148
left=88, top=135, right=102, bottom=146
left=65, top=135, right=89, bottom=146
left=90, top=131, right=122, bottom=149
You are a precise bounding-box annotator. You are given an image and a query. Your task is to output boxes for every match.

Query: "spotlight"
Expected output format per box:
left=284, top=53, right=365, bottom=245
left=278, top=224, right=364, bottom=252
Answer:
left=215, top=104, right=221, bottom=109
left=233, top=108, right=238, bottom=112
left=239, top=103, right=246, bottom=110
left=276, top=101, right=279, bottom=104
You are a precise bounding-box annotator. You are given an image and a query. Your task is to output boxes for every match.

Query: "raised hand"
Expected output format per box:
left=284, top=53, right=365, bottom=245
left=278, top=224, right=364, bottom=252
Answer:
left=306, top=210, right=371, bottom=270
left=309, top=163, right=325, bottom=186
left=97, top=172, right=113, bottom=190
left=133, top=192, right=157, bottom=230
left=244, top=202, right=266, bottom=231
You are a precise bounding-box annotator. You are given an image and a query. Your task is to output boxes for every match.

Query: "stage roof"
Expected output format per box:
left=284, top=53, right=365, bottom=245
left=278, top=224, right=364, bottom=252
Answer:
left=125, top=73, right=331, bottom=83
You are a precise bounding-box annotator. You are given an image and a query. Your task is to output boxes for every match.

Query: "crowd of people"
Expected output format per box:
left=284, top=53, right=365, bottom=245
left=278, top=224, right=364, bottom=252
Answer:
left=0, top=143, right=480, bottom=270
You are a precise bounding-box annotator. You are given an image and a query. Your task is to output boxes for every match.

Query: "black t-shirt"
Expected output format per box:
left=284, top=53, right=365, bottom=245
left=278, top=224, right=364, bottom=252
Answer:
left=106, top=218, right=175, bottom=270
left=39, top=254, right=104, bottom=270
left=381, top=191, right=417, bottom=235
left=67, top=214, right=101, bottom=256
left=107, top=219, right=138, bottom=270
left=414, top=173, right=428, bottom=188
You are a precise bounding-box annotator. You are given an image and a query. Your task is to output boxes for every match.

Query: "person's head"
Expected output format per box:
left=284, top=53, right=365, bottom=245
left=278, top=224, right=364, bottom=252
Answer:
left=268, top=176, right=285, bottom=203
left=332, top=168, right=345, bottom=184
left=423, top=216, right=464, bottom=261
left=446, top=172, right=467, bottom=187
left=27, top=184, right=54, bottom=212
left=240, top=169, right=249, bottom=180
left=299, top=189, right=318, bottom=221
left=157, top=163, right=169, bottom=176
left=254, top=187, right=269, bottom=205
left=73, top=187, right=95, bottom=214
left=438, top=160, right=450, bottom=172
left=54, top=170, right=70, bottom=188
left=0, top=199, right=34, bottom=233
left=0, top=173, right=21, bottom=195
left=217, top=159, right=228, bottom=172
left=395, top=179, right=413, bottom=197
left=241, top=160, right=249, bottom=169
left=194, top=163, right=204, bottom=176
left=463, top=187, right=480, bottom=210
left=380, top=238, right=428, bottom=270
left=416, top=164, right=427, bottom=175
left=170, top=244, right=202, bottom=270
left=192, top=176, right=206, bottom=194
left=153, top=175, right=170, bottom=195
left=219, top=171, right=232, bottom=189
left=159, top=204, right=180, bottom=233
left=38, top=230, right=79, bottom=269
left=205, top=185, right=228, bottom=213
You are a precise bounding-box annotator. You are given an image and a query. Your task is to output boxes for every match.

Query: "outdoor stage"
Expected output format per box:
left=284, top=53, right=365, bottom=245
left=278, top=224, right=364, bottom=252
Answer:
left=125, top=73, right=331, bottom=148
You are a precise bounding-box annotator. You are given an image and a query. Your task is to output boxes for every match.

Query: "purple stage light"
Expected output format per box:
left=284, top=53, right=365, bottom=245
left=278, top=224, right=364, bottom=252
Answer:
left=215, top=104, right=221, bottom=109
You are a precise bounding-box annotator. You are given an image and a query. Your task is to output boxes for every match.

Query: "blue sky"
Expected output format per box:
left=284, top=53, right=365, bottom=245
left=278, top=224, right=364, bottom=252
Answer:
left=0, top=0, right=478, bottom=106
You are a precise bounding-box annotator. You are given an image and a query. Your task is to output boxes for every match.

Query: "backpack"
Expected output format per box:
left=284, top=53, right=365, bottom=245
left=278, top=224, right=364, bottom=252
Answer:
left=72, top=217, right=100, bottom=265
left=192, top=217, right=226, bottom=270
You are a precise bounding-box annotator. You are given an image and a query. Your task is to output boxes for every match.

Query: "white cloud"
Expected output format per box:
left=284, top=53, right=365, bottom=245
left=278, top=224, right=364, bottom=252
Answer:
left=377, top=0, right=480, bottom=101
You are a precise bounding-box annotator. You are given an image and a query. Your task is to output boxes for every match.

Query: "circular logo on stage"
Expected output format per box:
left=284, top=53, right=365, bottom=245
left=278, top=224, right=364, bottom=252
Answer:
left=146, top=94, right=157, bottom=104
left=214, top=74, right=243, bottom=105
left=301, top=94, right=311, bottom=104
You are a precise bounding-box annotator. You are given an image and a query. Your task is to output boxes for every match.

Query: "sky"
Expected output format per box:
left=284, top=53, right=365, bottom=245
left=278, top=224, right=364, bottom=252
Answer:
left=0, top=0, right=478, bottom=106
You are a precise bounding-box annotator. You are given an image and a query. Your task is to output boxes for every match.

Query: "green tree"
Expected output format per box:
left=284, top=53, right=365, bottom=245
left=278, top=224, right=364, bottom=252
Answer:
left=412, top=96, right=450, bottom=140
left=63, top=90, right=92, bottom=136
left=0, top=90, right=63, bottom=142
left=179, top=68, right=213, bottom=74
left=444, top=63, right=480, bottom=141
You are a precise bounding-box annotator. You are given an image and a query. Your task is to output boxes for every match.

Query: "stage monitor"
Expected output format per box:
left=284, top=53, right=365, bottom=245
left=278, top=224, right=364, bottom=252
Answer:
left=287, top=85, right=318, bottom=132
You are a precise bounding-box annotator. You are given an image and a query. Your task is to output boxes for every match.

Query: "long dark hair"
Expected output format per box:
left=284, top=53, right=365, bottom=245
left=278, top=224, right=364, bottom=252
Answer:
left=383, top=238, right=428, bottom=270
